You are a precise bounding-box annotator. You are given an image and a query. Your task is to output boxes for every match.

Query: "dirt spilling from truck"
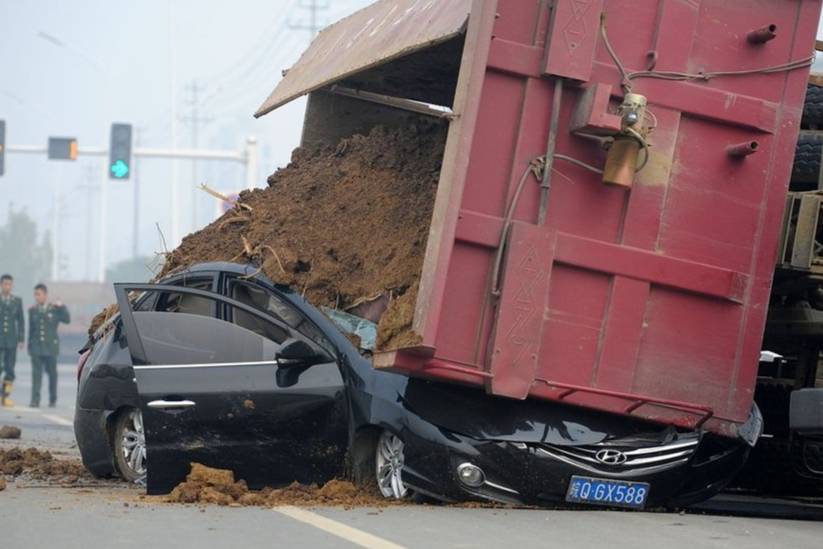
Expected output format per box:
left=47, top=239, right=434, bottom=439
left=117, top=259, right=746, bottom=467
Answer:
left=166, top=463, right=395, bottom=508
left=89, top=122, right=446, bottom=348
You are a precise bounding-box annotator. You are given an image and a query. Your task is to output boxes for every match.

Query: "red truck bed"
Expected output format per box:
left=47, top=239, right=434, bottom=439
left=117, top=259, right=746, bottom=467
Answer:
left=257, top=0, right=821, bottom=438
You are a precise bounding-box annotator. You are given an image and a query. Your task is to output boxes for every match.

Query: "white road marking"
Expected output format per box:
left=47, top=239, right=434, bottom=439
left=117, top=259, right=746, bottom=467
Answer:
left=275, top=506, right=406, bottom=549
left=42, top=414, right=73, bottom=426
left=2, top=406, right=40, bottom=413
left=1, top=405, right=74, bottom=426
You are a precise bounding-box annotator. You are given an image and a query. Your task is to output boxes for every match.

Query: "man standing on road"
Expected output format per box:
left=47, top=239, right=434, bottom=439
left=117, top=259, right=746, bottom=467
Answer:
left=28, top=284, right=70, bottom=408
left=0, top=274, right=24, bottom=407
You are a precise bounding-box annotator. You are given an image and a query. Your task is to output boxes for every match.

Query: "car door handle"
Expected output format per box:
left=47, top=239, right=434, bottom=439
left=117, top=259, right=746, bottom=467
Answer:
left=147, top=399, right=196, bottom=409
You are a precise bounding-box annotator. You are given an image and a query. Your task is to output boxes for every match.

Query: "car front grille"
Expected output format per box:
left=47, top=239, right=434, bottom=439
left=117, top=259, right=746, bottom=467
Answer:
left=518, top=432, right=700, bottom=478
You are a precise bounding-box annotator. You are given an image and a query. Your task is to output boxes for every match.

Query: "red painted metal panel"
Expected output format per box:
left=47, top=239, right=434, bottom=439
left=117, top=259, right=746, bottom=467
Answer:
left=543, top=0, right=604, bottom=81
left=488, top=222, right=555, bottom=399
left=368, top=0, right=821, bottom=438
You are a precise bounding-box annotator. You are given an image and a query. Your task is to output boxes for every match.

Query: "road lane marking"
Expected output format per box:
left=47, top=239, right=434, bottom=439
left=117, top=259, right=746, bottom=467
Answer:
left=1, top=406, right=40, bottom=413
left=42, top=414, right=73, bottom=426
left=0, top=406, right=75, bottom=414
left=275, top=506, right=406, bottom=549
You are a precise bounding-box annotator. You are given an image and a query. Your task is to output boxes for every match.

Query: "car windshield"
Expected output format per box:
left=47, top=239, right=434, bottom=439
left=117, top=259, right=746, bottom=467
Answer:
left=320, top=307, right=377, bottom=351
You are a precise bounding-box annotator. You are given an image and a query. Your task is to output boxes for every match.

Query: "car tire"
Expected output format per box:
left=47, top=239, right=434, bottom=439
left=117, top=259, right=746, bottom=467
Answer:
left=351, top=429, right=411, bottom=500
left=112, top=408, right=147, bottom=483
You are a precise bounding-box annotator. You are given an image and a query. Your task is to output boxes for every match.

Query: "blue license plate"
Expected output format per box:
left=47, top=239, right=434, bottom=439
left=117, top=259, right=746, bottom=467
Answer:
left=565, top=475, right=650, bottom=509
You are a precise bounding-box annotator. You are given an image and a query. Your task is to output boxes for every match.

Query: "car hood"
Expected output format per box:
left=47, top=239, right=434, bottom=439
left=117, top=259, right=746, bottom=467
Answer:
left=397, top=378, right=661, bottom=446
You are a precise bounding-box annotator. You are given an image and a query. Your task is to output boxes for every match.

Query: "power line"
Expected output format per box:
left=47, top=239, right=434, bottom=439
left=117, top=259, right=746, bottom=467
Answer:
left=288, top=0, right=330, bottom=38
left=181, top=80, right=214, bottom=232
left=198, top=22, right=302, bottom=109
left=196, top=1, right=299, bottom=89
left=203, top=39, right=308, bottom=117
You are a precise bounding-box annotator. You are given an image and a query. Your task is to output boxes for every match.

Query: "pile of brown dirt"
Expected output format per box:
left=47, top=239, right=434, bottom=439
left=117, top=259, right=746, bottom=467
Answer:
left=0, top=447, right=88, bottom=484
left=155, top=122, right=447, bottom=349
left=0, top=425, right=21, bottom=439
left=167, top=463, right=392, bottom=508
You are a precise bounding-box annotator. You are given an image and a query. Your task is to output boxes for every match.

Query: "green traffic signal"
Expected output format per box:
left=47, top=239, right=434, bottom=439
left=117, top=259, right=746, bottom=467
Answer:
left=110, top=159, right=129, bottom=178
left=109, top=123, right=132, bottom=180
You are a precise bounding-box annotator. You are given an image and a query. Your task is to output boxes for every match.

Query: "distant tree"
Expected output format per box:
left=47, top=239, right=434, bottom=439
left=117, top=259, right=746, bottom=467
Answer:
left=0, top=208, right=52, bottom=302
left=106, top=256, right=162, bottom=283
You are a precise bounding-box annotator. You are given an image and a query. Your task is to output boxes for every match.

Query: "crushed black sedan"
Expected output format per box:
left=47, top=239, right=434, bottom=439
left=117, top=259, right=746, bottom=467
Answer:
left=75, top=263, right=758, bottom=508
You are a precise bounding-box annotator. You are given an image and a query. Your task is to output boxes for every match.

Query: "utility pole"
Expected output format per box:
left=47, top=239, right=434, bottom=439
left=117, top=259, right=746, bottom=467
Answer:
left=182, top=80, right=213, bottom=233
left=99, top=151, right=108, bottom=282
left=169, top=0, right=180, bottom=247
left=50, top=165, right=61, bottom=282
left=288, top=0, right=329, bottom=39
left=78, top=164, right=98, bottom=281
left=132, top=127, right=144, bottom=258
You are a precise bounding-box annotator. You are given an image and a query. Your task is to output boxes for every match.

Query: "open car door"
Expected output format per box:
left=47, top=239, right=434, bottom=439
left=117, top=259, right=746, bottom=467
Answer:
left=114, top=283, right=348, bottom=495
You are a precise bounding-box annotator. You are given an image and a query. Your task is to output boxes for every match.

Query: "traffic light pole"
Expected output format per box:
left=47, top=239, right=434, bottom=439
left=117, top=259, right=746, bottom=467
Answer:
left=5, top=144, right=249, bottom=162
left=4, top=141, right=259, bottom=282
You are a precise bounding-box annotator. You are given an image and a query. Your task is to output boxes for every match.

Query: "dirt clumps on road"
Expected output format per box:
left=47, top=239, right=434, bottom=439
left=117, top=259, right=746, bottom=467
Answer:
left=0, top=447, right=88, bottom=485
left=0, top=425, right=21, bottom=439
left=157, top=122, right=446, bottom=350
left=167, top=463, right=392, bottom=508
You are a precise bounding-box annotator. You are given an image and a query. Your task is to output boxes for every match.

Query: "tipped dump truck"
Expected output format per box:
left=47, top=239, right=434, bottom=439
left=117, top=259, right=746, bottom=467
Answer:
left=75, top=0, right=823, bottom=507
left=252, top=0, right=822, bottom=440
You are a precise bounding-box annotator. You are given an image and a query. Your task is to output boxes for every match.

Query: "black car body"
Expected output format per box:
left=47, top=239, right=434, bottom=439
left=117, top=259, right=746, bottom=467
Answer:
left=75, top=262, right=757, bottom=508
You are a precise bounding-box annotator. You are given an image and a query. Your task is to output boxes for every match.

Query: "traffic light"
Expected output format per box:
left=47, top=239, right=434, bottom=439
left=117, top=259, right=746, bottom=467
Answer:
left=109, top=123, right=132, bottom=180
left=48, top=137, right=78, bottom=161
left=0, top=120, right=5, bottom=176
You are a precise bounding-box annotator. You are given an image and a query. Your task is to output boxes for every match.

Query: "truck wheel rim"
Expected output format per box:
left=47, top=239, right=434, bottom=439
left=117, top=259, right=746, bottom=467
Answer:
left=122, top=409, right=147, bottom=476
left=375, top=431, right=408, bottom=499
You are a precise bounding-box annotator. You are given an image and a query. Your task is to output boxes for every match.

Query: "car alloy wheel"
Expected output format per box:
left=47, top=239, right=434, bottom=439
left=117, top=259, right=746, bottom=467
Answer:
left=114, top=408, right=147, bottom=482
left=375, top=431, right=409, bottom=499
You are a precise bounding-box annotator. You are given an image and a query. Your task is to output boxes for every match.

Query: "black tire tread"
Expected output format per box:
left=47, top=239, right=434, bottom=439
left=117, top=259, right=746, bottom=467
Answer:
left=804, top=85, right=823, bottom=127
left=792, top=131, right=823, bottom=187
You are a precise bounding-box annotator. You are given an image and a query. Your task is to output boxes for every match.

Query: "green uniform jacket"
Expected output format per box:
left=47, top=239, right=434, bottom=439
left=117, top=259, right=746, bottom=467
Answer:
left=0, top=295, right=24, bottom=349
left=28, top=304, right=70, bottom=357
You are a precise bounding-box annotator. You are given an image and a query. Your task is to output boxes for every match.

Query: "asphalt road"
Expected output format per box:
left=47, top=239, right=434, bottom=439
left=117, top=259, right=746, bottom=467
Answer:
left=1, top=359, right=822, bottom=549
left=0, top=358, right=77, bottom=451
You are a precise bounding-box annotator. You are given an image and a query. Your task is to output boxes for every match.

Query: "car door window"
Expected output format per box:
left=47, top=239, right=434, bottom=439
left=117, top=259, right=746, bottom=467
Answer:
left=131, top=291, right=287, bottom=365
left=154, top=278, right=215, bottom=317
left=229, top=280, right=334, bottom=354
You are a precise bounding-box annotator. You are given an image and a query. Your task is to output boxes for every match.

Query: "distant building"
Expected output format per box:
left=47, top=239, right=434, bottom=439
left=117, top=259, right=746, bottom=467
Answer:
left=43, top=281, right=114, bottom=362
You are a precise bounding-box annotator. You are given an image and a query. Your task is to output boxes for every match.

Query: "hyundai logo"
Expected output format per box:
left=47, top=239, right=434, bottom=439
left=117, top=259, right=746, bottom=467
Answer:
left=595, top=449, right=628, bottom=465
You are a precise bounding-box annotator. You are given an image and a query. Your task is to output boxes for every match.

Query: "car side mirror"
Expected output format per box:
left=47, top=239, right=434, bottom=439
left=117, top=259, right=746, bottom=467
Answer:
left=276, top=338, right=327, bottom=368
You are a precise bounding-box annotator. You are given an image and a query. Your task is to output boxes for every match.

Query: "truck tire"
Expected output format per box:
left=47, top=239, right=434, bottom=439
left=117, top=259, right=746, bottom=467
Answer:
left=804, top=85, right=823, bottom=127
left=791, top=132, right=823, bottom=189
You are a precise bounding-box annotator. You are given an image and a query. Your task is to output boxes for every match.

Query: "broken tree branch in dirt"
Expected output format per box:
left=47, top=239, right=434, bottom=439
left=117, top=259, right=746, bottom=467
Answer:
left=199, top=183, right=253, bottom=212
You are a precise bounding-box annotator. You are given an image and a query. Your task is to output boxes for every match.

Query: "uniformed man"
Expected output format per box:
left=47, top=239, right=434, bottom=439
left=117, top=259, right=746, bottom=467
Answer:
left=0, top=274, right=24, bottom=407
left=28, top=284, right=70, bottom=408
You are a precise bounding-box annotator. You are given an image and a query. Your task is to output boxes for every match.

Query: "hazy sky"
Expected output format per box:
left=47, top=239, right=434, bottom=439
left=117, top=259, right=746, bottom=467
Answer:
left=1, top=1, right=823, bottom=282
left=0, top=0, right=372, bottom=281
